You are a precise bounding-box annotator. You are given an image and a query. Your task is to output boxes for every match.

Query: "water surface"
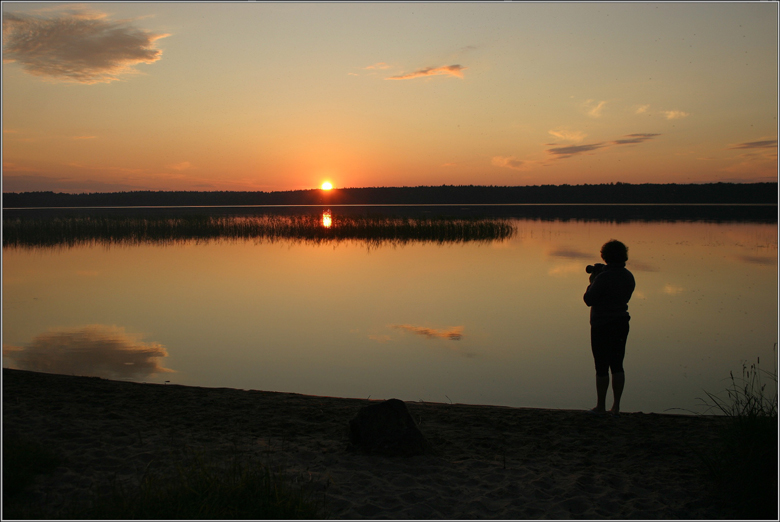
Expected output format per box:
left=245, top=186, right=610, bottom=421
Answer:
left=3, top=208, right=777, bottom=414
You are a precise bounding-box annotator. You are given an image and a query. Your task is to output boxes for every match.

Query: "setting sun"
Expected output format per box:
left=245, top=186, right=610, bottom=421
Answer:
left=321, top=182, right=333, bottom=191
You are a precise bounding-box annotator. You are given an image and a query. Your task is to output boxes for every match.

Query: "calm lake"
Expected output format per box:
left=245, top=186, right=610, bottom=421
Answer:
left=2, top=206, right=777, bottom=414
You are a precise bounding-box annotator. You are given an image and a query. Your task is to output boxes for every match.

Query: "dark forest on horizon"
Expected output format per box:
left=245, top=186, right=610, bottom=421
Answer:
left=2, top=182, right=777, bottom=208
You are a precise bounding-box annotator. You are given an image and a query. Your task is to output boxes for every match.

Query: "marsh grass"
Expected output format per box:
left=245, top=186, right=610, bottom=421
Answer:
left=2, top=214, right=516, bottom=249
left=698, top=349, right=778, bottom=519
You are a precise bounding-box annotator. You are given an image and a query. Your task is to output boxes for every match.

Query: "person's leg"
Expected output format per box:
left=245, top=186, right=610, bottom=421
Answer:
left=610, top=372, right=625, bottom=414
left=608, top=319, right=630, bottom=414
left=595, top=374, right=610, bottom=412
left=591, top=324, right=610, bottom=412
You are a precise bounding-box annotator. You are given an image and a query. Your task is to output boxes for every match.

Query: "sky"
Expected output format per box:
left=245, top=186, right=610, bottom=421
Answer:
left=2, top=1, right=778, bottom=193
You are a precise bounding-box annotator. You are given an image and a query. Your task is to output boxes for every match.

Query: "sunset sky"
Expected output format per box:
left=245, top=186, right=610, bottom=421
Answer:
left=2, top=2, right=778, bottom=193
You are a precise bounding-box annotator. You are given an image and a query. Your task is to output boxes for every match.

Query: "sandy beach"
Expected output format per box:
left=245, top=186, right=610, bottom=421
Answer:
left=3, top=368, right=733, bottom=519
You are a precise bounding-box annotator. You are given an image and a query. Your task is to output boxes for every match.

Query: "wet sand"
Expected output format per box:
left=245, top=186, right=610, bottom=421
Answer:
left=3, top=368, right=730, bottom=519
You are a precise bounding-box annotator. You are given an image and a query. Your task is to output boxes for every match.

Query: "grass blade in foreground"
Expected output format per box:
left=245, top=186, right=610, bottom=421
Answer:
left=697, top=349, right=778, bottom=520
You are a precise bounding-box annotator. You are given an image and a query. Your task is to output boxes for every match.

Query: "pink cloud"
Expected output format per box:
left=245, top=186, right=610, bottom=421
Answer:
left=387, top=64, right=466, bottom=80
left=392, top=324, right=464, bottom=341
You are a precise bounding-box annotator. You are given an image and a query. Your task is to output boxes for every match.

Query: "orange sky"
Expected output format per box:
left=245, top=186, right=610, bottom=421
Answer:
left=2, top=2, right=778, bottom=193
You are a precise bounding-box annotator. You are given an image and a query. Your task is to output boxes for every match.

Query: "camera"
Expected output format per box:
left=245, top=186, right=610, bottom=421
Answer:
left=586, top=263, right=606, bottom=274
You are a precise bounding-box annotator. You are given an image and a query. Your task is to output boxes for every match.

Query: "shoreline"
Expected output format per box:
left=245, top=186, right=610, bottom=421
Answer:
left=3, top=368, right=731, bottom=519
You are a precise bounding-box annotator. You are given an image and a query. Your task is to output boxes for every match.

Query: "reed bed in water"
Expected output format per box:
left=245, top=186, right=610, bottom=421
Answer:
left=2, top=214, right=516, bottom=248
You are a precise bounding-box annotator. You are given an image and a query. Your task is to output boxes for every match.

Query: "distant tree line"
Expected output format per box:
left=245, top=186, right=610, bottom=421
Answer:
left=2, top=182, right=777, bottom=208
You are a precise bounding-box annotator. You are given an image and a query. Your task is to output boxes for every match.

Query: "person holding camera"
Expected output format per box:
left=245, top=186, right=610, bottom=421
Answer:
left=583, top=240, right=635, bottom=416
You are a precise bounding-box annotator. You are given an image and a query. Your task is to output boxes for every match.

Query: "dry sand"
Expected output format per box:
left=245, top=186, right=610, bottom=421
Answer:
left=3, top=368, right=731, bottom=519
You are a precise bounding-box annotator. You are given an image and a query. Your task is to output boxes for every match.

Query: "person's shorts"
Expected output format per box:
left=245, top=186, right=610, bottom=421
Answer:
left=591, top=318, right=630, bottom=377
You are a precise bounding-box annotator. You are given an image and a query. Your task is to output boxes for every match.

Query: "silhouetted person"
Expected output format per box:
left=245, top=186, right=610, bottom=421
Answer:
left=583, top=240, right=635, bottom=415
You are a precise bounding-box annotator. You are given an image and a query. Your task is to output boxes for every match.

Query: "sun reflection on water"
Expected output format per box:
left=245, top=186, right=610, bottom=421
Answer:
left=322, top=210, right=332, bottom=228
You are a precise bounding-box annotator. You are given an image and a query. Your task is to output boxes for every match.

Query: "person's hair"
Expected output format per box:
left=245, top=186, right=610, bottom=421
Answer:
left=601, top=239, right=628, bottom=264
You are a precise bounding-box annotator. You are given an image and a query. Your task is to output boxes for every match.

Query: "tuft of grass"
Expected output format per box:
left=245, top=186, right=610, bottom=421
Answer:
left=698, top=347, right=778, bottom=520
left=65, top=449, right=327, bottom=520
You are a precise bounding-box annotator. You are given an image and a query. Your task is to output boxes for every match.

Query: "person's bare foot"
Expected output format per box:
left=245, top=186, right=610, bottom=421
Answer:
left=586, top=407, right=607, bottom=415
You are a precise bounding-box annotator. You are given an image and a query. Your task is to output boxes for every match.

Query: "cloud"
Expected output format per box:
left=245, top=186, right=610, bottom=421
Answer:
left=728, top=139, right=778, bottom=150
left=547, top=133, right=660, bottom=159
left=491, top=156, right=526, bottom=170
left=626, top=259, right=659, bottom=272
left=387, top=64, right=466, bottom=80
left=168, top=161, right=193, bottom=171
left=363, top=62, right=392, bottom=70
left=663, top=284, right=684, bottom=295
left=1, top=172, right=141, bottom=193
left=2, top=325, right=174, bottom=380
left=546, top=143, right=607, bottom=159
left=548, top=129, right=587, bottom=143
left=662, top=110, right=689, bottom=120
left=584, top=100, right=607, bottom=117
left=392, top=324, right=463, bottom=341
left=734, top=255, right=777, bottom=266
left=612, top=133, right=661, bottom=145
left=548, top=263, right=584, bottom=277
left=635, top=105, right=650, bottom=114
left=2, top=9, right=169, bottom=84
left=548, top=247, right=592, bottom=260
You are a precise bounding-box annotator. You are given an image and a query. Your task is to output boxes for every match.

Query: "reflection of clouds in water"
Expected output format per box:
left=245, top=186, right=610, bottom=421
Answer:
left=663, top=284, right=685, bottom=295
left=734, top=255, right=777, bottom=266
left=390, top=325, right=477, bottom=358
left=548, top=247, right=592, bottom=260
left=548, top=263, right=584, bottom=277
left=2, top=325, right=174, bottom=380
left=627, top=260, right=659, bottom=272
left=392, top=324, right=464, bottom=341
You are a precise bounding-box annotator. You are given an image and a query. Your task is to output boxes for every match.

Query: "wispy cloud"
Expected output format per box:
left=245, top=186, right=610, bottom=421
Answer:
left=734, top=255, right=777, bottom=266
left=584, top=100, right=607, bottom=117
left=662, top=110, right=689, bottom=120
left=2, top=9, right=169, bottom=84
left=663, top=284, right=684, bottom=295
left=387, top=64, right=466, bottom=80
left=548, top=129, right=587, bottom=143
left=2, top=324, right=174, bottom=380
left=612, top=133, right=661, bottom=145
left=548, top=247, right=592, bottom=260
left=728, top=139, right=777, bottom=150
left=491, top=156, right=526, bottom=170
left=626, top=259, right=659, bottom=272
left=392, top=324, right=463, bottom=341
left=363, top=62, right=392, bottom=70
left=168, top=161, right=193, bottom=171
left=635, top=104, right=650, bottom=114
left=547, top=133, right=660, bottom=159
left=548, top=263, right=584, bottom=277
left=547, top=143, right=607, bottom=159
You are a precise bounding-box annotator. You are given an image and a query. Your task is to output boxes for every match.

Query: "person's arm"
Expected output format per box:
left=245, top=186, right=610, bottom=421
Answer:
left=583, top=272, right=607, bottom=307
